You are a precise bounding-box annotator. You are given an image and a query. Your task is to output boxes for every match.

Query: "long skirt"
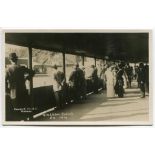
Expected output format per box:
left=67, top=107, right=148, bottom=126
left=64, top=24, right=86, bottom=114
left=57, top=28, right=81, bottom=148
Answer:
left=115, top=80, right=124, bottom=98
left=107, top=84, right=115, bottom=98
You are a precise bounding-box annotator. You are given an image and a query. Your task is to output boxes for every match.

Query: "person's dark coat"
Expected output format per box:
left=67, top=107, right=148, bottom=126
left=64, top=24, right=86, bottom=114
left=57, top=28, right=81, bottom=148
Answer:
left=5, top=64, right=34, bottom=108
left=115, top=68, right=124, bottom=97
left=137, top=67, right=146, bottom=83
left=69, top=69, right=79, bottom=88
left=137, top=64, right=146, bottom=97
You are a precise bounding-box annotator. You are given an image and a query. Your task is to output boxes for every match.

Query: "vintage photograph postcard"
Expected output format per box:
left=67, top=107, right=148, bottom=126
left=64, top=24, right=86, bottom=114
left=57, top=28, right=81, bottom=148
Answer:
left=2, top=29, right=153, bottom=125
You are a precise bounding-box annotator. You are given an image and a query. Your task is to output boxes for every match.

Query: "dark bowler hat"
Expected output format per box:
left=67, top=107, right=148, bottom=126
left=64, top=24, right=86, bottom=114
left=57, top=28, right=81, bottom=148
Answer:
left=9, top=52, right=18, bottom=60
left=139, top=62, right=144, bottom=68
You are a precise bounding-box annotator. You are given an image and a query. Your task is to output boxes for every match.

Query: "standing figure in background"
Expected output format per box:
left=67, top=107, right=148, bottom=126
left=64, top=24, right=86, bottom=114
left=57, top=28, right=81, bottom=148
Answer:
left=137, top=63, right=146, bottom=98
left=76, top=64, right=86, bottom=101
left=134, top=65, right=139, bottom=81
left=88, top=65, right=98, bottom=94
left=122, top=70, right=128, bottom=89
left=80, top=65, right=87, bottom=100
left=144, top=64, right=149, bottom=94
left=115, top=63, right=124, bottom=98
left=113, top=66, right=117, bottom=88
left=52, top=64, right=65, bottom=109
left=100, top=64, right=107, bottom=90
left=125, top=63, right=132, bottom=88
left=105, top=66, right=116, bottom=98
left=130, top=66, right=134, bottom=80
left=68, top=64, right=79, bottom=103
left=5, top=52, right=35, bottom=109
left=132, top=65, right=136, bottom=80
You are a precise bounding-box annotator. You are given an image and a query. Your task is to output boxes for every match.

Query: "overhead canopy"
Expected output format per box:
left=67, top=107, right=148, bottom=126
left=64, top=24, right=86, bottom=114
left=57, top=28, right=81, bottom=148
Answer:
left=5, top=32, right=149, bottom=62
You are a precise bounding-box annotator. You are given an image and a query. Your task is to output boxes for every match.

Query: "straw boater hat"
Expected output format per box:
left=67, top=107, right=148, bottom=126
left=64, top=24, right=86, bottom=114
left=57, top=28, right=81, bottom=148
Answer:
left=9, top=52, right=18, bottom=60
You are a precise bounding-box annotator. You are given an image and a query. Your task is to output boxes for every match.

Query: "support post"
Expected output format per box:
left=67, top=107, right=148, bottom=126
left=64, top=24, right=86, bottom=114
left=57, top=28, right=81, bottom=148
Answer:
left=28, top=47, right=33, bottom=106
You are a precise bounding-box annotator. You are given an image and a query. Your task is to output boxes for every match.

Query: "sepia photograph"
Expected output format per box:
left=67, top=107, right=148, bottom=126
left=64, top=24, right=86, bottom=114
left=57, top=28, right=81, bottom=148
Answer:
left=2, top=30, right=152, bottom=125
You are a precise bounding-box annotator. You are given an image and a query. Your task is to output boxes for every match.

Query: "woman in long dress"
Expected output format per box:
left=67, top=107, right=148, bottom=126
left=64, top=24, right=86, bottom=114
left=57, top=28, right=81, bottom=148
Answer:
left=105, top=66, right=116, bottom=98
left=123, top=70, right=128, bottom=89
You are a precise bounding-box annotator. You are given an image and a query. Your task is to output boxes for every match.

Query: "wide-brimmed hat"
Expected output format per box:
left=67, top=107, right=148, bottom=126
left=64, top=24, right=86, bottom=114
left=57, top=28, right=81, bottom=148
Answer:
left=9, top=52, right=18, bottom=60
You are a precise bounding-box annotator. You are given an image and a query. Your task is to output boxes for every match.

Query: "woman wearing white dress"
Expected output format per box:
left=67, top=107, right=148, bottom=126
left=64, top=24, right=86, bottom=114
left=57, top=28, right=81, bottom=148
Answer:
left=123, top=70, right=128, bottom=89
left=105, top=66, right=116, bottom=98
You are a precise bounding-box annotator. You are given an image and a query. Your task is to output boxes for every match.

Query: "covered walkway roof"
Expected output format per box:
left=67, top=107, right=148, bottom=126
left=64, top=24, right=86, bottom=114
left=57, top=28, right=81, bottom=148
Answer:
left=5, top=32, right=149, bottom=62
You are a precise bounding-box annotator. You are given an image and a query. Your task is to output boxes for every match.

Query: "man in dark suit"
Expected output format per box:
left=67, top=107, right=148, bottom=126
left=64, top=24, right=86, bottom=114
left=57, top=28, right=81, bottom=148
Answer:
left=88, top=65, right=98, bottom=93
left=5, top=52, right=34, bottom=121
left=137, top=63, right=146, bottom=98
left=68, top=64, right=82, bottom=103
left=115, top=63, right=124, bottom=98
left=6, top=52, right=35, bottom=108
left=144, top=64, right=149, bottom=93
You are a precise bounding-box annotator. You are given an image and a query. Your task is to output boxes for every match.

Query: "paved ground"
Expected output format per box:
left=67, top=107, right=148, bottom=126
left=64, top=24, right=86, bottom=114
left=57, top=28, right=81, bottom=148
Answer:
left=33, top=81, right=150, bottom=124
